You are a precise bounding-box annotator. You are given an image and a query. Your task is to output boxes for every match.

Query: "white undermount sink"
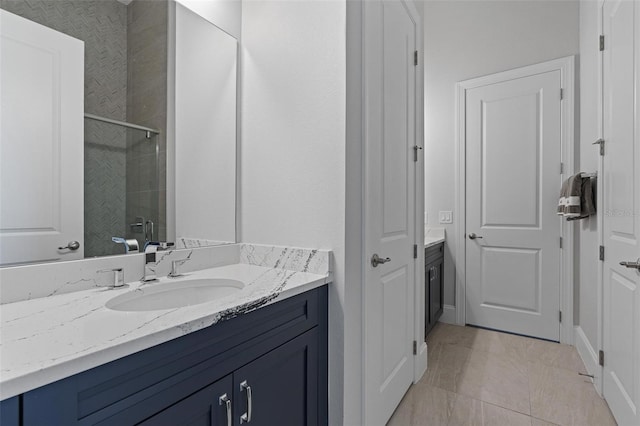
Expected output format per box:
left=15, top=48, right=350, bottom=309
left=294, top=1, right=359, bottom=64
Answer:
left=105, top=278, right=244, bottom=312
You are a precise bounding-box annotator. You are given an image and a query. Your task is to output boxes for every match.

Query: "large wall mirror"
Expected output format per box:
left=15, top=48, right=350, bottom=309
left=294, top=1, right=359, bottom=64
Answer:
left=0, top=0, right=237, bottom=266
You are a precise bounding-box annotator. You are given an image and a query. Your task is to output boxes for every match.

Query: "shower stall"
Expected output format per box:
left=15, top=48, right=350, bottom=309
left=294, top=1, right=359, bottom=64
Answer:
left=84, top=115, right=162, bottom=257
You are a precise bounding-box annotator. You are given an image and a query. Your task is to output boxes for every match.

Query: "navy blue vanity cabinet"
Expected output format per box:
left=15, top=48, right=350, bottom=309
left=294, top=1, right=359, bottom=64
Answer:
left=425, top=243, right=444, bottom=336
left=15, top=286, right=328, bottom=426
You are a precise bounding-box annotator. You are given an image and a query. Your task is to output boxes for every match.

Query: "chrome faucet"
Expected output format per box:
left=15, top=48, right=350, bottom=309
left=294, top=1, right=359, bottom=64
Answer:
left=168, top=258, right=191, bottom=278
left=98, top=267, right=125, bottom=288
left=142, top=242, right=174, bottom=282
left=112, top=237, right=140, bottom=253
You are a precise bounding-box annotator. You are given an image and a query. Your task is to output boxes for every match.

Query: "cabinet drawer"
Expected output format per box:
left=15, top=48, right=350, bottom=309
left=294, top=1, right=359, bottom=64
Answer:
left=425, top=242, right=444, bottom=264
left=137, top=375, right=233, bottom=426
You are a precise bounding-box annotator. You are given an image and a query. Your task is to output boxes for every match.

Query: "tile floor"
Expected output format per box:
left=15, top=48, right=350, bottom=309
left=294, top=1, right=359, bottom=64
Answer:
left=387, top=323, right=617, bottom=426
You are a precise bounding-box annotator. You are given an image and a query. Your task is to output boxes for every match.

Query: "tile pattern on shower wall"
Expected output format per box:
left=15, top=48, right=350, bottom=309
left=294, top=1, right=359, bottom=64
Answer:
left=126, top=0, right=168, bottom=246
left=84, top=121, right=127, bottom=257
left=0, top=0, right=130, bottom=257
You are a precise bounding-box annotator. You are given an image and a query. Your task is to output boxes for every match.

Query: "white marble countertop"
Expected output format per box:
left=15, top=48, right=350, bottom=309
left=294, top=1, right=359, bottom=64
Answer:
left=424, top=227, right=445, bottom=248
left=0, top=247, right=331, bottom=400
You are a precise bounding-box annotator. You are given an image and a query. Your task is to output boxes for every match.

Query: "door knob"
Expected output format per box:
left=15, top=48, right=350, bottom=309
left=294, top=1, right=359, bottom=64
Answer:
left=371, top=254, right=391, bottom=267
left=468, top=233, right=483, bottom=240
left=620, top=259, right=640, bottom=270
left=58, top=241, right=80, bottom=250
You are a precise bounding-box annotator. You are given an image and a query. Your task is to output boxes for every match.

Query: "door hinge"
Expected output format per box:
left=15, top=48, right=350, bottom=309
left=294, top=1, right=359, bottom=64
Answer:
left=413, top=340, right=417, bottom=355
left=413, top=244, right=418, bottom=259
left=599, top=35, right=605, bottom=51
left=414, top=50, right=418, bottom=66
left=560, top=162, right=564, bottom=174
left=559, top=237, right=563, bottom=249
left=599, top=350, right=604, bottom=366
left=593, top=138, right=605, bottom=156
left=599, top=245, right=605, bottom=261
left=560, top=88, right=564, bottom=100
left=559, top=311, right=562, bottom=322
left=413, top=145, right=422, bottom=162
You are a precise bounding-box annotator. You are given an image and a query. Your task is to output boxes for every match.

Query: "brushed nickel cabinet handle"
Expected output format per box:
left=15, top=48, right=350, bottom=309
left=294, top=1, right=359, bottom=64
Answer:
left=219, top=393, right=231, bottom=426
left=240, top=380, right=252, bottom=423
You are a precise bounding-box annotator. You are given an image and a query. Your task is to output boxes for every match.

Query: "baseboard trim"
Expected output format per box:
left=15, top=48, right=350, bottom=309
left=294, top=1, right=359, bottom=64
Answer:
left=439, top=304, right=456, bottom=325
left=574, top=326, right=602, bottom=395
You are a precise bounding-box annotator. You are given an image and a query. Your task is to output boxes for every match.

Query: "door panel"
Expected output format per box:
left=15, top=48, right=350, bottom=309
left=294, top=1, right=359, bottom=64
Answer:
left=0, top=10, right=84, bottom=265
left=466, top=69, right=562, bottom=341
left=482, top=92, right=541, bottom=228
left=602, top=1, right=640, bottom=424
left=364, top=0, right=417, bottom=424
left=382, top=266, right=410, bottom=379
left=480, top=247, right=540, bottom=312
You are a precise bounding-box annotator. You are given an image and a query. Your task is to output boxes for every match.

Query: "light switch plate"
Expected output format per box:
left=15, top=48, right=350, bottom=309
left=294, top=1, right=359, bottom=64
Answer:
left=439, top=211, right=453, bottom=224
left=424, top=212, right=428, bottom=225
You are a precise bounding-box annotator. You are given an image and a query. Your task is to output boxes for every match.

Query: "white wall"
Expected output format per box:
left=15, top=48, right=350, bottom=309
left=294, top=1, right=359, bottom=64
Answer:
left=576, top=0, right=600, bottom=352
left=240, top=1, right=346, bottom=424
left=176, top=0, right=241, bottom=39
left=423, top=0, right=580, bottom=306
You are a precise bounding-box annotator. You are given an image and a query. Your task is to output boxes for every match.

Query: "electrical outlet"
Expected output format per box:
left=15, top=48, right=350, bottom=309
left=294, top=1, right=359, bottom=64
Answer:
left=439, top=211, right=453, bottom=224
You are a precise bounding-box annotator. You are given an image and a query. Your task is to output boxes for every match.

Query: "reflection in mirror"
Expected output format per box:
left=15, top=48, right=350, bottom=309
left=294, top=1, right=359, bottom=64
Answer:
left=0, top=0, right=237, bottom=266
left=84, top=116, right=162, bottom=258
left=173, top=3, right=237, bottom=248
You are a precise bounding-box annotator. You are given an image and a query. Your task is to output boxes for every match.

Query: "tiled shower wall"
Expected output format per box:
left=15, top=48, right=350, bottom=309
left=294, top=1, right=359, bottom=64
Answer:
left=126, top=0, right=168, bottom=245
left=0, top=0, right=167, bottom=257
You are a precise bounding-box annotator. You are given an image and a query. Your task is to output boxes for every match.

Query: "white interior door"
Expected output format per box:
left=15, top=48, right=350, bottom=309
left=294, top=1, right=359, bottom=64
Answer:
left=0, top=10, right=84, bottom=266
left=602, top=1, right=640, bottom=424
left=465, top=67, right=562, bottom=341
left=363, top=1, right=417, bottom=424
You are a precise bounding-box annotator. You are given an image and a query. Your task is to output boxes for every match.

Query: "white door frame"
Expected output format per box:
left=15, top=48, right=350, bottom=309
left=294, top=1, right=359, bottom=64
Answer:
left=411, top=0, right=427, bottom=382
left=454, top=56, right=576, bottom=344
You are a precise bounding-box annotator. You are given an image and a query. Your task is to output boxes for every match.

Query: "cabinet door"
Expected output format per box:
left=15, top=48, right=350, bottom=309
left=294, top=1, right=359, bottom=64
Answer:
left=0, top=396, right=19, bottom=426
left=429, top=258, right=444, bottom=325
left=138, top=375, right=233, bottom=426
left=233, top=329, right=318, bottom=426
left=425, top=264, right=432, bottom=336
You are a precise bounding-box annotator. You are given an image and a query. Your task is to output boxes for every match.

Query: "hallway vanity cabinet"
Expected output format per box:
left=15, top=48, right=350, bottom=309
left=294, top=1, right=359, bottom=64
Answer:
left=425, top=243, right=444, bottom=336
left=7, top=287, right=328, bottom=426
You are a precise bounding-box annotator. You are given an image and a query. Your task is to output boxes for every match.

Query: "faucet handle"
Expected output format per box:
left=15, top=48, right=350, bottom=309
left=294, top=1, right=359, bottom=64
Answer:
left=169, top=258, right=191, bottom=278
left=98, top=267, right=125, bottom=288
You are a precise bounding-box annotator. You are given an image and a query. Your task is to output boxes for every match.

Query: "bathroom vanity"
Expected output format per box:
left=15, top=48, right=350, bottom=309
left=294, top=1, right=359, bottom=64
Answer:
left=9, top=288, right=326, bottom=426
left=0, top=245, right=330, bottom=426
